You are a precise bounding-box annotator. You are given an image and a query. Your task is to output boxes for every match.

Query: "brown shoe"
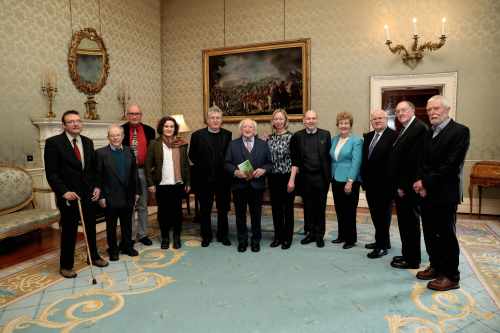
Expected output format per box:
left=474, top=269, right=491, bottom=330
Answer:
left=92, top=258, right=109, bottom=268
left=416, top=266, right=438, bottom=280
left=60, top=268, right=77, bottom=278
left=427, top=277, right=460, bottom=291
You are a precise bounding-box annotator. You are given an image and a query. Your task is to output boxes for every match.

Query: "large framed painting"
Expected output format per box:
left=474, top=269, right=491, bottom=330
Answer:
left=203, top=39, right=311, bottom=122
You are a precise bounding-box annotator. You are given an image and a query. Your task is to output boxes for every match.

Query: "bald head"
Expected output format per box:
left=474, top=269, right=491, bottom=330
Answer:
left=303, top=110, right=318, bottom=131
left=126, top=104, right=142, bottom=125
left=395, top=101, right=415, bottom=126
left=370, top=109, right=388, bottom=132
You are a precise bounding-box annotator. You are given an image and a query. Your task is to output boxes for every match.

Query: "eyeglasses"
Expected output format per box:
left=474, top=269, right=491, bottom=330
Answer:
left=127, top=112, right=142, bottom=116
left=64, top=120, right=82, bottom=125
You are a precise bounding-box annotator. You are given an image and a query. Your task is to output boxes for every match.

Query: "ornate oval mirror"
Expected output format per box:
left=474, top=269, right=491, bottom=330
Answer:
left=68, top=27, right=110, bottom=119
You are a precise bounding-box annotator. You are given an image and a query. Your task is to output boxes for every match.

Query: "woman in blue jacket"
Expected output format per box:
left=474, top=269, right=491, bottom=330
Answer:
left=330, top=112, right=363, bottom=249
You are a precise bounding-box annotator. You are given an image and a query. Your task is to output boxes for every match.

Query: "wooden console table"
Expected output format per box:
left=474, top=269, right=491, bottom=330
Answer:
left=469, top=161, right=500, bottom=217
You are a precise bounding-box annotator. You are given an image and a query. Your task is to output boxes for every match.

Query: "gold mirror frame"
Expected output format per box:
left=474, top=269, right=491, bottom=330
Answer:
left=68, top=28, right=109, bottom=119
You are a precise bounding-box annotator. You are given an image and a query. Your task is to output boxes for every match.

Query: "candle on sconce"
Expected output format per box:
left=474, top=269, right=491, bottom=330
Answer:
left=384, top=24, right=391, bottom=41
left=412, top=17, right=418, bottom=36
left=441, top=17, right=447, bottom=36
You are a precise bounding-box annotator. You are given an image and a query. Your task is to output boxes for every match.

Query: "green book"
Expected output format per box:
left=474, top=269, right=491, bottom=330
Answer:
left=238, top=159, right=254, bottom=174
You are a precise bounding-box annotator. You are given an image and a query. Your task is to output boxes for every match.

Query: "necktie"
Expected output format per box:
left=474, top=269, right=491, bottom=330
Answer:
left=131, top=127, right=138, bottom=160
left=368, top=132, right=380, bottom=159
left=72, top=138, right=82, bottom=161
left=245, top=140, right=252, bottom=152
left=393, top=127, right=405, bottom=146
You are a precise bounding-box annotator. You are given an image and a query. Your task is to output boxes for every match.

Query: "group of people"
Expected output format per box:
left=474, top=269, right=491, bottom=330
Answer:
left=44, top=95, right=469, bottom=292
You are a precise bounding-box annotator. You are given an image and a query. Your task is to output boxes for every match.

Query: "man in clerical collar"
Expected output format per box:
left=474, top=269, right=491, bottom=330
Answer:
left=189, top=106, right=233, bottom=248
left=44, top=110, right=108, bottom=278
left=122, top=104, right=156, bottom=247
left=96, top=125, right=141, bottom=261
left=289, top=110, right=332, bottom=248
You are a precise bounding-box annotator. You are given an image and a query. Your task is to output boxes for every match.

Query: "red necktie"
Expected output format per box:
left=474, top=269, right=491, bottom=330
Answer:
left=72, top=138, right=82, bottom=161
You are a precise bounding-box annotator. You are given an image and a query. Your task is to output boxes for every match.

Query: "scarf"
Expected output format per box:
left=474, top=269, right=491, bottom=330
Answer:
left=162, top=136, right=188, bottom=183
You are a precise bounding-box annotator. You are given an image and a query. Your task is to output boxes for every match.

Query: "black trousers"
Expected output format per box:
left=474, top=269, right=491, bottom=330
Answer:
left=156, top=184, right=184, bottom=239
left=301, top=173, right=328, bottom=239
left=268, top=173, right=295, bottom=243
left=394, top=193, right=421, bottom=265
left=57, top=198, right=99, bottom=270
left=332, top=180, right=360, bottom=244
left=421, top=202, right=460, bottom=281
left=232, top=187, right=263, bottom=245
left=365, top=189, right=393, bottom=249
left=104, top=204, right=134, bottom=253
left=197, top=182, right=230, bottom=241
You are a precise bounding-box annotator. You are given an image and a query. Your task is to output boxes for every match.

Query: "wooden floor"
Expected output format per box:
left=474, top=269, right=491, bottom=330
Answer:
left=0, top=209, right=497, bottom=271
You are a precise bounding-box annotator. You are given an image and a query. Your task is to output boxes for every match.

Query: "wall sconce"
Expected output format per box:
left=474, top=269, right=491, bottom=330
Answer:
left=384, top=17, right=447, bottom=69
left=171, top=114, right=191, bottom=136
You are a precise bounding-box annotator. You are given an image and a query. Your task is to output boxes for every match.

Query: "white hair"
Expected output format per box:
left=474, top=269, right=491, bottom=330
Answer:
left=238, top=118, right=257, bottom=131
left=107, top=124, right=124, bottom=136
left=208, top=105, right=223, bottom=116
left=428, top=95, right=450, bottom=109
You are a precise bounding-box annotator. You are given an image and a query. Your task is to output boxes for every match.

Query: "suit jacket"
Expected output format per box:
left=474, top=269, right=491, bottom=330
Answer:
left=95, top=145, right=141, bottom=208
left=188, top=127, right=232, bottom=190
left=418, top=119, right=470, bottom=206
left=122, top=122, right=156, bottom=147
left=144, top=138, right=190, bottom=187
left=225, top=137, right=272, bottom=190
left=290, top=128, right=332, bottom=192
left=44, top=132, right=98, bottom=206
left=361, top=128, right=397, bottom=192
left=330, top=134, right=363, bottom=182
left=389, top=118, right=428, bottom=194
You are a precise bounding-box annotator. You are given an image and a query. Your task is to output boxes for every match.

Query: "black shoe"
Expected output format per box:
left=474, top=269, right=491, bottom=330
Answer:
left=109, top=252, right=119, bottom=261
left=201, top=239, right=210, bottom=247
left=138, top=236, right=153, bottom=246
left=367, top=248, right=387, bottom=259
left=221, top=239, right=231, bottom=246
left=316, top=239, right=325, bottom=248
left=342, top=243, right=355, bottom=249
left=365, top=242, right=377, bottom=249
left=281, top=241, right=291, bottom=250
left=270, top=240, right=281, bottom=248
left=237, top=243, right=247, bottom=252
left=251, top=243, right=260, bottom=252
left=392, top=256, right=404, bottom=263
left=173, top=235, right=181, bottom=249
left=300, top=235, right=315, bottom=245
left=122, top=248, right=139, bottom=257
left=331, top=238, right=344, bottom=244
left=391, top=260, right=419, bottom=269
left=161, top=239, right=169, bottom=249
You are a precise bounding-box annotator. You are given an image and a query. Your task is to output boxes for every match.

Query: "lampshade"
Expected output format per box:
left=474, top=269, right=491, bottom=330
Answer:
left=171, top=114, right=190, bottom=133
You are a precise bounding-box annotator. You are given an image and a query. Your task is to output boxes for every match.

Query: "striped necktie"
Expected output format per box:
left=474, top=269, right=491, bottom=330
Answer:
left=368, top=132, right=380, bottom=159
left=131, top=127, right=138, bottom=159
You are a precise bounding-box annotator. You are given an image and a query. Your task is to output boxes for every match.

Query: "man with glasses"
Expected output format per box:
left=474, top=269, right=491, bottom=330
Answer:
left=122, top=104, right=156, bottom=246
left=389, top=101, right=428, bottom=270
left=44, top=110, right=109, bottom=278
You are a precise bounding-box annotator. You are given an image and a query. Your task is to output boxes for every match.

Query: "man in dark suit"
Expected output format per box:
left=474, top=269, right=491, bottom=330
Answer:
left=389, top=101, right=428, bottom=269
left=44, top=110, right=108, bottom=278
left=361, top=109, right=398, bottom=258
left=189, top=106, right=232, bottom=247
left=413, top=95, right=470, bottom=291
left=122, top=104, right=156, bottom=246
left=225, top=118, right=272, bottom=253
left=289, top=110, right=331, bottom=248
left=96, top=125, right=141, bottom=261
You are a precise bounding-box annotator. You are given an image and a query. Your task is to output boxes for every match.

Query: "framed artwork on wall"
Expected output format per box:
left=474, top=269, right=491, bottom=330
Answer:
left=202, top=39, right=311, bottom=122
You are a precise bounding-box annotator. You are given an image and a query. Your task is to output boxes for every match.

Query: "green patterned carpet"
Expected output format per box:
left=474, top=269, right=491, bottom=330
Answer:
left=0, top=212, right=499, bottom=333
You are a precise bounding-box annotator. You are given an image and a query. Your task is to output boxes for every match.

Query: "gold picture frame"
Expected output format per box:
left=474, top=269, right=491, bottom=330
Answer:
left=202, top=39, right=311, bottom=123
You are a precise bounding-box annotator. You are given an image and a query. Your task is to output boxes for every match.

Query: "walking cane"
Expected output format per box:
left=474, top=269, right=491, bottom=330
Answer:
left=77, top=199, right=98, bottom=285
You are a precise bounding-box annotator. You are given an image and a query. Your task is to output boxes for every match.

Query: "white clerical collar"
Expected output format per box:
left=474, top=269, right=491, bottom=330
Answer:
left=207, top=127, right=221, bottom=134
left=305, top=128, right=318, bottom=134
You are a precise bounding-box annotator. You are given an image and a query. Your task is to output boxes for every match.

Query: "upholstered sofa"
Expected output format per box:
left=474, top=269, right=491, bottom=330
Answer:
left=0, top=166, right=60, bottom=240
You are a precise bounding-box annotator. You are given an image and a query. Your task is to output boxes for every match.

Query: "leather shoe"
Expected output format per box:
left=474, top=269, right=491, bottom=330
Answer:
left=138, top=236, right=153, bottom=246
left=367, top=248, right=387, bottom=259
left=365, top=242, right=377, bottom=249
left=92, top=258, right=109, bottom=268
left=416, top=266, right=438, bottom=280
left=109, top=252, right=119, bottom=261
left=316, top=239, right=325, bottom=248
left=161, top=239, right=169, bottom=249
left=343, top=243, right=355, bottom=249
left=237, top=243, right=247, bottom=252
left=391, top=260, right=419, bottom=269
left=270, top=240, right=281, bottom=248
left=331, top=238, right=344, bottom=244
left=281, top=241, right=291, bottom=250
left=392, top=256, right=404, bottom=263
left=427, top=277, right=460, bottom=291
left=122, top=248, right=139, bottom=257
left=300, top=235, right=315, bottom=245
left=172, top=239, right=181, bottom=249
left=251, top=243, right=260, bottom=252
left=60, top=268, right=77, bottom=278
left=219, top=238, right=232, bottom=246
left=201, top=239, right=210, bottom=247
